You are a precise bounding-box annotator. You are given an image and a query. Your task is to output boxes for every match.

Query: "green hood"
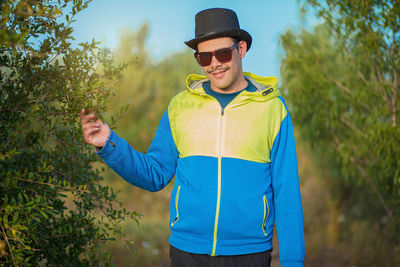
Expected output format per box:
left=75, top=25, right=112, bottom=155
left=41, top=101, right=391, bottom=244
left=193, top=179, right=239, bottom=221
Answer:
left=185, top=72, right=280, bottom=102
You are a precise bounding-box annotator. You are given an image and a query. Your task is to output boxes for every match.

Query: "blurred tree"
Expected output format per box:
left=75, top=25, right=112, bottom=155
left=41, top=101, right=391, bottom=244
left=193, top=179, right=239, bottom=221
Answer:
left=0, top=0, right=139, bottom=266
left=106, top=25, right=201, bottom=152
left=279, top=0, right=400, bottom=245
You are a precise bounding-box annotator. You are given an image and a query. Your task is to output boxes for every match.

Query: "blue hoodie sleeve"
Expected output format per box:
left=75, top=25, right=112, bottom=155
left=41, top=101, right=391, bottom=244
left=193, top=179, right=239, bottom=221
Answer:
left=96, top=108, right=179, bottom=192
left=271, top=97, right=305, bottom=267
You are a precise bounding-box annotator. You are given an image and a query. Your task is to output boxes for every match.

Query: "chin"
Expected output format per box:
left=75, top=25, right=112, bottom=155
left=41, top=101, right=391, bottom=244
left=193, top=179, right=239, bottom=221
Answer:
left=208, top=76, right=232, bottom=90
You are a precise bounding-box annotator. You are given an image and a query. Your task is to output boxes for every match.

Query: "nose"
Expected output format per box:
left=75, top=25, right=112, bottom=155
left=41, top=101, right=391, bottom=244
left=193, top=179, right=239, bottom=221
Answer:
left=209, top=54, right=222, bottom=69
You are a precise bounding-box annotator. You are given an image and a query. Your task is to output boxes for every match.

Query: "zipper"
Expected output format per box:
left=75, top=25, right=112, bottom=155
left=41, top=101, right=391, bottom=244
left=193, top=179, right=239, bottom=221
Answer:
left=262, top=195, right=269, bottom=236
left=171, top=186, right=181, bottom=227
left=208, top=90, right=246, bottom=256
left=211, top=107, right=225, bottom=256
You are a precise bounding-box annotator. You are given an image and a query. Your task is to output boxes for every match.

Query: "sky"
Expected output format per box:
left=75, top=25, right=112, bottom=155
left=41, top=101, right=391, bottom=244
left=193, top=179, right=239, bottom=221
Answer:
left=71, top=0, right=319, bottom=78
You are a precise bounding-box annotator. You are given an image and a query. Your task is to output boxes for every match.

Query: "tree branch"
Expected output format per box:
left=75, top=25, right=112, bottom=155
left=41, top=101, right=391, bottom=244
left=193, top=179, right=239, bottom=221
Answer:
left=324, top=67, right=373, bottom=114
left=349, top=156, right=394, bottom=220
left=5, top=118, right=30, bottom=148
left=372, top=66, right=392, bottom=111
left=339, top=116, right=365, bottom=137
left=329, top=78, right=353, bottom=96
left=328, top=125, right=393, bottom=220
left=343, top=45, right=369, bottom=86
left=1, top=224, right=15, bottom=266
left=16, top=177, right=90, bottom=193
left=392, top=70, right=398, bottom=126
left=48, top=14, right=76, bottom=64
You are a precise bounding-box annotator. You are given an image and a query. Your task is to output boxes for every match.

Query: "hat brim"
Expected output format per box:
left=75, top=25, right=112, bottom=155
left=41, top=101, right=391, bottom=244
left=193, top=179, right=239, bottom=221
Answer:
left=185, top=29, right=252, bottom=51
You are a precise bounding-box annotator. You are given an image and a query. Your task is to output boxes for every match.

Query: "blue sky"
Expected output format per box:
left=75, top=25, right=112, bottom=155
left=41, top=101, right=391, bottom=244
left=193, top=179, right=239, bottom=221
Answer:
left=71, top=0, right=319, bottom=77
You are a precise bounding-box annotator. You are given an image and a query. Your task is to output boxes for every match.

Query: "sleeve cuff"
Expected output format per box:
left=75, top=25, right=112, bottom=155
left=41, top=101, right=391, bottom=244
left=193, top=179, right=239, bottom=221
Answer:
left=95, top=129, right=117, bottom=155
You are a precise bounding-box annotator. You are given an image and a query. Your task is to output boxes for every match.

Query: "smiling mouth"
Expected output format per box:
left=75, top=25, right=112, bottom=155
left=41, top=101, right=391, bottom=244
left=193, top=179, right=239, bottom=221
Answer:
left=209, top=67, right=229, bottom=78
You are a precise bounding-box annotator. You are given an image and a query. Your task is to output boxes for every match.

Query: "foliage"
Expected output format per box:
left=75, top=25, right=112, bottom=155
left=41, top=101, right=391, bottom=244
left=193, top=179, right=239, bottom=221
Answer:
left=279, top=0, right=400, bottom=264
left=281, top=0, right=399, bottom=226
left=0, top=0, right=139, bottom=265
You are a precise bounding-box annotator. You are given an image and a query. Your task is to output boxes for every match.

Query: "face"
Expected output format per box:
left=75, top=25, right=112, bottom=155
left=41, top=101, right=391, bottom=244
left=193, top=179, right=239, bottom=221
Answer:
left=196, top=37, right=247, bottom=93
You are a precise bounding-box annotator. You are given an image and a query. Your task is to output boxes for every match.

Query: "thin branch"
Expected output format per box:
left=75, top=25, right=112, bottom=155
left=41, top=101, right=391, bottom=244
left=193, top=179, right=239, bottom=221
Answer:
left=349, top=156, right=394, bottom=220
left=16, top=177, right=90, bottom=193
left=391, top=71, right=398, bottom=126
left=323, top=66, right=373, bottom=114
left=329, top=78, right=353, bottom=96
left=372, top=67, right=392, bottom=109
left=1, top=227, right=39, bottom=252
left=343, top=44, right=394, bottom=121
left=85, top=77, right=124, bottom=95
left=339, top=116, right=365, bottom=137
left=4, top=118, right=30, bottom=148
left=343, top=45, right=369, bottom=86
left=328, top=125, right=394, bottom=220
left=328, top=125, right=340, bottom=146
left=1, top=224, right=16, bottom=266
left=0, top=107, right=26, bottom=112
left=48, top=14, right=76, bottom=64
left=33, top=117, right=71, bottom=151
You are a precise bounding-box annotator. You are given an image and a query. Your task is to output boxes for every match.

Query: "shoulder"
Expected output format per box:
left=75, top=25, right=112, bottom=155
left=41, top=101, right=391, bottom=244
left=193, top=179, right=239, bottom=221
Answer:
left=171, top=89, right=190, bottom=101
left=169, top=90, right=191, bottom=109
left=168, top=89, right=198, bottom=120
left=274, top=96, right=289, bottom=119
left=259, top=96, right=288, bottom=121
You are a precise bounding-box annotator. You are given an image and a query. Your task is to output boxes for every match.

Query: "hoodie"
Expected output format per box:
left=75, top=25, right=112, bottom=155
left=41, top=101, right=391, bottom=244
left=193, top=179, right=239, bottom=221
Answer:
left=97, top=72, right=305, bottom=267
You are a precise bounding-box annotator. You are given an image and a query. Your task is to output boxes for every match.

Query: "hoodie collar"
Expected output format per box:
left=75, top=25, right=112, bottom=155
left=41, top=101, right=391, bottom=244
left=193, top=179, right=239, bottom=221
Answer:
left=185, top=72, right=280, bottom=101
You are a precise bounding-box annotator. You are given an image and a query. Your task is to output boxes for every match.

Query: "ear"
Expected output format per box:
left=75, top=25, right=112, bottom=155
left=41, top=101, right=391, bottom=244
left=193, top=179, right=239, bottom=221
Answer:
left=238, top=40, right=247, bottom=58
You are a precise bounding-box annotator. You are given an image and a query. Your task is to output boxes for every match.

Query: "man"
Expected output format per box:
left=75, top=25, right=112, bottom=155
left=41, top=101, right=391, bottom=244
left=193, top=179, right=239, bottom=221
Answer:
left=80, top=8, right=304, bottom=267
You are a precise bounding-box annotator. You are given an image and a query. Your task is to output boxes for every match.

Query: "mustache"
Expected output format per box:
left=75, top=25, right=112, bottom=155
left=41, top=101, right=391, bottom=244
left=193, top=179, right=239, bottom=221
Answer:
left=207, top=66, right=230, bottom=74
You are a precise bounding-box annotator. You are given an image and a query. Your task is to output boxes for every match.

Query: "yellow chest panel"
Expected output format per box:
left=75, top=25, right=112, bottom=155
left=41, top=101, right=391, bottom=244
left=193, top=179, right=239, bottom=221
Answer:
left=169, top=92, right=287, bottom=163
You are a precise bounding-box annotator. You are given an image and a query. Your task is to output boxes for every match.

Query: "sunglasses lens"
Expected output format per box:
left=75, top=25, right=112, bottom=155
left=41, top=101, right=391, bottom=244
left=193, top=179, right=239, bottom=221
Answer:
left=215, top=48, right=232, bottom=63
left=196, top=53, right=212, bottom=67
left=194, top=43, right=237, bottom=66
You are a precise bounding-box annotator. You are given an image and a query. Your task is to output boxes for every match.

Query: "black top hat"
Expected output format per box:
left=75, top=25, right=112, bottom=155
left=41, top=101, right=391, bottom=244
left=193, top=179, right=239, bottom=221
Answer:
left=185, top=8, right=252, bottom=51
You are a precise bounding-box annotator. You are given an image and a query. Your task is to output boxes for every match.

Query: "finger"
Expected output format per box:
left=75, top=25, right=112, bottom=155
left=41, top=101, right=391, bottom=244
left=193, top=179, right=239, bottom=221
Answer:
left=82, top=121, right=101, bottom=131
left=80, top=109, right=86, bottom=120
left=82, top=123, right=101, bottom=135
left=81, top=113, right=98, bottom=124
left=83, top=126, right=101, bottom=140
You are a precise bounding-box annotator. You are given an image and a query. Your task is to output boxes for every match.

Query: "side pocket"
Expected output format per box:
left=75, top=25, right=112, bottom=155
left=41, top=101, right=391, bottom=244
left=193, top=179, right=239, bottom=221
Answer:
left=171, top=186, right=181, bottom=227
left=262, top=195, right=269, bottom=236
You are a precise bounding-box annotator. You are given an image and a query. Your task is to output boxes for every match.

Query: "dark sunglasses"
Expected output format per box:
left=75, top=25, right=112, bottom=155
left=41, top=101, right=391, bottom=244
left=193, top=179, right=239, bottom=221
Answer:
left=194, top=42, right=239, bottom=67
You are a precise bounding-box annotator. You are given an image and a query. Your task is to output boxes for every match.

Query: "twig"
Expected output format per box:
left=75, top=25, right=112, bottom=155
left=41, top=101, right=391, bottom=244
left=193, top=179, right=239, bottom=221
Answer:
left=328, top=126, right=340, bottom=146
left=16, top=177, right=90, bottom=193
left=372, top=67, right=392, bottom=110
left=4, top=118, right=30, bottom=148
left=328, top=125, right=393, bottom=220
left=349, top=156, right=394, bottom=220
left=1, top=224, right=16, bottom=266
left=33, top=117, right=71, bottom=151
left=343, top=45, right=369, bottom=86
left=339, top=116, right=365, bottom=137
left=85, top=78, right=124, bottom=95
left=48, top=14, right=76, bottom=64
left=391, top=71, right=397, bottom=127
left=329, top=78, right=353, bottom=96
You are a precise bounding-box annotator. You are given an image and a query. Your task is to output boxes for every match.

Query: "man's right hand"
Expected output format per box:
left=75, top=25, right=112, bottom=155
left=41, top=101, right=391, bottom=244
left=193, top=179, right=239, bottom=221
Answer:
left=80, top=109, right=111, bottom=148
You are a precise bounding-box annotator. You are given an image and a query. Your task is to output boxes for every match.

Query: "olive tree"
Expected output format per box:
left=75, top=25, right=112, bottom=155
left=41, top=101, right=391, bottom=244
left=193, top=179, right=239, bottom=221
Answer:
left=280, top=0, right=399, bottom=234
left=0, top=0, right=138, bottom=265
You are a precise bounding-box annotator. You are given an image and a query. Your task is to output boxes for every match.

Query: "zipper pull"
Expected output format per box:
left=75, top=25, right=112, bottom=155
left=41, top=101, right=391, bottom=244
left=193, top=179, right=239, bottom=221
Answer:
left=221, top=108, right=224, bottom=116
